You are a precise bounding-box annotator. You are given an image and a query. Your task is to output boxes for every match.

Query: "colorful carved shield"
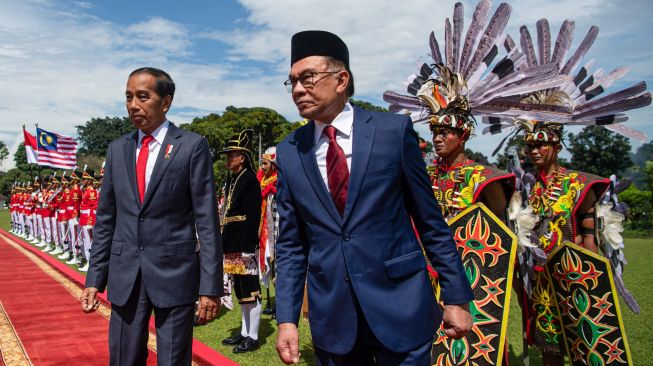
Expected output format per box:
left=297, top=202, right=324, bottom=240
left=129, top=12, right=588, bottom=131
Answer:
left=545, top=243, right=633, bottom=365
left=432, top=203, right=517, bottom=366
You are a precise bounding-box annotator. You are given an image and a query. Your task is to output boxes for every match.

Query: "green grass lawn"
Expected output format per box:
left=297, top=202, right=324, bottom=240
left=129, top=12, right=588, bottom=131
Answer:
left=1, top=208, right=650, bottom=365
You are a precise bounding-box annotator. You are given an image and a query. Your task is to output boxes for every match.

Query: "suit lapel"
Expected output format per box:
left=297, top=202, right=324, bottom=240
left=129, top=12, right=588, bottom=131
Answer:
left=297, top=122, right=343, bottom=225
left=343, top=107, right=374, bottom=223
left=142, top=123, right=183, bottom=210
left=123, top=131, right=140, bottom=207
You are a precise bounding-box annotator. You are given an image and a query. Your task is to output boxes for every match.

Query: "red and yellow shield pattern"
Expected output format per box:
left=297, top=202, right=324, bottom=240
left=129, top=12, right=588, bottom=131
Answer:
left=432, top=203, right=517, bottom=366
left=545, top=243, right=633, bottom=366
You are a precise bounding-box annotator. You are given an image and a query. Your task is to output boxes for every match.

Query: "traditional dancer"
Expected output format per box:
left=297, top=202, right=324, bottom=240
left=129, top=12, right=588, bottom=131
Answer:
left=219, top=129, right=262, bottom=353
left=381, top=1, right=589, bottom=364
left=484, top=16, right=650, bottom=366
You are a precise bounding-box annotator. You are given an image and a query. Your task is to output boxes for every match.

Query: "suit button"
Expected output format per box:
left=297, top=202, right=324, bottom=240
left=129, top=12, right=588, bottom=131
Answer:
left=138, top=216, right=144, bottom=222
left=138, top=242, right=144, bottom=250
left=342, top=232, right=350, bottom=241
left=345, top=274, right=351, bottom=283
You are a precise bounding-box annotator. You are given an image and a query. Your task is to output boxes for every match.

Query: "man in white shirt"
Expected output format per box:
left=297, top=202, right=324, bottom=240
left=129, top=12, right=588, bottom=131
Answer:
left=275, top=31, right=473, bottom=365
left=81, top=67, right=223, bottom=365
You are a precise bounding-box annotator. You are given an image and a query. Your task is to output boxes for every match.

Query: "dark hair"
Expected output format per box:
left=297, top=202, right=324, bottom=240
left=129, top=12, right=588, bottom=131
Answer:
left=326, top=57, right=354, bottom=97
left=129, top=67, right=175, bottom=100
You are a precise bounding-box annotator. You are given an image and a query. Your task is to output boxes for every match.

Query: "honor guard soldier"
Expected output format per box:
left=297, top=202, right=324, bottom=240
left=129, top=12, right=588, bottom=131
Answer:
left=78, top=170, right=98, bottom=272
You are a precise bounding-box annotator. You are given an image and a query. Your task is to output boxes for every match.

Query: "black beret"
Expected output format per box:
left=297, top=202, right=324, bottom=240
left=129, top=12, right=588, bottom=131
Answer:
left=291, top=30, right=349, bottom=66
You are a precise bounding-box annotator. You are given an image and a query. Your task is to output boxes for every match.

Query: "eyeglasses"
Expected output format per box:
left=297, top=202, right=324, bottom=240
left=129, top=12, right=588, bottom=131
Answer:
left=284, top=71, right=341, bottom=93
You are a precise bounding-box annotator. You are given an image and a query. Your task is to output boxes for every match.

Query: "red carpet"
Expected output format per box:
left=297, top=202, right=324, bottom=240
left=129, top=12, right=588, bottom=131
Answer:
left=0, top=231, right=157, bottom=365
left=0, top=229, right=238, bottom=366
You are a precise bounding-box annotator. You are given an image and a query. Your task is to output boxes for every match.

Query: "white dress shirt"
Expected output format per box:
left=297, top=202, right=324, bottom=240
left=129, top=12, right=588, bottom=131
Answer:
left=314, top=103, right=354, bottom=191
left=136, top=120, right=169, bottom=192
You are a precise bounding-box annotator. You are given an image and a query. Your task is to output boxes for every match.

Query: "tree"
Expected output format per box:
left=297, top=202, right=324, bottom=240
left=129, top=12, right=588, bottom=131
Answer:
left=465, top=148, right=489, bottom=165
left=628, top=142, right=653, bottom=189
left=0, top=140, right=8, bottom=171
left=632, top=141, right=653, bottom=167
left=350, top=99, right=389, bottom=113
left=0, top=168, right=31, bottom=196
left=619, top=185, right=652, bottom=230
left=76, top=117, right=135, bottom=156
left=645, top=161, right=653, bottom=192
left=181, top=106, right=302, bottom=187
left=567, top=126, right=632, bottom=177
left=13, top=143, right=31, bottom=172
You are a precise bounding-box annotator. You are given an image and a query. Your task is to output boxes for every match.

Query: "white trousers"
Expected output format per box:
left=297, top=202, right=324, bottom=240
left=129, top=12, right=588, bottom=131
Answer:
left=50, top=217, right=60, bottom=245
left=82, top=226, right=93, bottom=260
left=240, top=298, right=261, bottom=340
left=37, top=214, right=45, bottom=240
left=68, top=219, right=78, bottom=254
left=59, top=221, right=68, bottom=249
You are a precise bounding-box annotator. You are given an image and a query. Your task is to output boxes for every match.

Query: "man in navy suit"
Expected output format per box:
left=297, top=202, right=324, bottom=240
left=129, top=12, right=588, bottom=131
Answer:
left=274, top=31, right=474, bottom=365
left=80, top=67, right=222, bottom=365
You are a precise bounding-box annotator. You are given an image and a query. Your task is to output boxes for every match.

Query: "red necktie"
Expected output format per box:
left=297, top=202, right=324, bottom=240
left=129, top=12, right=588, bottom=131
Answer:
left=136, top=135, right=154, bottom=203
left=324, top=125, right=349, bottom=215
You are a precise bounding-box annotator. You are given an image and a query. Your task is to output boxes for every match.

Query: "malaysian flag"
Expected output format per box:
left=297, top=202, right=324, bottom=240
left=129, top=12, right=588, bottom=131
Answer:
left=36, top=128, right=78, bottom=169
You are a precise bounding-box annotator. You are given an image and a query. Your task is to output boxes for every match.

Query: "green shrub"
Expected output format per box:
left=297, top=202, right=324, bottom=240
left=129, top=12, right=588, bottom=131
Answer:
left=619, top=186, right=653, bottom=230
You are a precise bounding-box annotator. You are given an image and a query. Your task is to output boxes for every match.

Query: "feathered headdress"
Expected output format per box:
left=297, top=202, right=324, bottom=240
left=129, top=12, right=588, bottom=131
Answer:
left=485, top=17, right=651, bottom=150
left=383, top=1, right=572, bottom=139
left=513, top=90, right=571, bottom=144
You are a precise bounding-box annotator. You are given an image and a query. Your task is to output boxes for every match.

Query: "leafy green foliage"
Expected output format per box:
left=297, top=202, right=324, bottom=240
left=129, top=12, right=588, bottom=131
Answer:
left=0, top=168, right=31, bottom=196
left=465, top=148, right=489, bottom=165
left=180, top=106, right=302, bottom=186
left=0, top=140, right=8, bottom=169
left=632, top=141, right=653, bottom=167
left=13, top=143, right=30, bottom=172
left=619, top=185, right=652, bottom=230
left=567, top=126, right=632, bottom=177
left=349, top=98, right=389, bottom=113
left=76, top=117, right=135, bottom=156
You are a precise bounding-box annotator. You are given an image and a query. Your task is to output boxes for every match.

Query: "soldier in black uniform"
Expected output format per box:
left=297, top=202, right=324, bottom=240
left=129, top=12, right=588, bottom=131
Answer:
left=219, top=129, right=263, bottom=353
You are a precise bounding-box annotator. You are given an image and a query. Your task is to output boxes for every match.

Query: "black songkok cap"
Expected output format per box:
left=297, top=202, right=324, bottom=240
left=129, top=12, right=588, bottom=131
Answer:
left=291, top=30, right=349, bottom=66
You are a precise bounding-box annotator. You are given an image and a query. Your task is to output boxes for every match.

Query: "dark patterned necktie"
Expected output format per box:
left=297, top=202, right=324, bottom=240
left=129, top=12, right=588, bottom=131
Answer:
left=324, top=125, right=349, bottom=215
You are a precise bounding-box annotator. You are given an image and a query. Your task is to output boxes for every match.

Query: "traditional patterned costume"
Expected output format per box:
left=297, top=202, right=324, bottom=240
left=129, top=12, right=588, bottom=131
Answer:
left=380, top=1, right=576, bottom=363
left=219, top=129, right=263, bottom=352
left=257, top=146, right=278, bottom=288
left=482, top=13, right=651, bottom=364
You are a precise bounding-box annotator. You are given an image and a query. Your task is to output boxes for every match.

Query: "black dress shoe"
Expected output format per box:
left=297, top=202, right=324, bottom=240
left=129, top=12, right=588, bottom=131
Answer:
left=221, top=334, right=245, bottom=346
left=233, top=337, right=259, bottom=353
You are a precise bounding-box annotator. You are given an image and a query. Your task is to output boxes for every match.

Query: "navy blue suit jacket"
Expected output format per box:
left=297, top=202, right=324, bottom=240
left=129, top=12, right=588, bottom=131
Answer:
left=275, top=107, right=473, bottom=354
left=85, top=123, right=222, bottom=308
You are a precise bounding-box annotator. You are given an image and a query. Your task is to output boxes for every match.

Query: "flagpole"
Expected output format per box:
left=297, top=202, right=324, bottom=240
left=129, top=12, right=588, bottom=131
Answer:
left=35, top=123, right=41, bottom=178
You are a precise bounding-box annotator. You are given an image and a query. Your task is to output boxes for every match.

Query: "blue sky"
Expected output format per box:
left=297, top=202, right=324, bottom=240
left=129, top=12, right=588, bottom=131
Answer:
left=0, top=0, right=651, bottom=169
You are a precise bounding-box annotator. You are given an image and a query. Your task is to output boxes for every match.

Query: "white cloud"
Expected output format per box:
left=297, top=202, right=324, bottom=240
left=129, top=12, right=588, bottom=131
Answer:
left=0, top=0, right=651, bottom=171
left=223, top=0, right=652, bottom=159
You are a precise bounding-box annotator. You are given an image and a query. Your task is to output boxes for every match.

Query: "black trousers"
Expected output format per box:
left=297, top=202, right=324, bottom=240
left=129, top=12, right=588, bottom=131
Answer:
left=109, top=272, right=194, bottom=366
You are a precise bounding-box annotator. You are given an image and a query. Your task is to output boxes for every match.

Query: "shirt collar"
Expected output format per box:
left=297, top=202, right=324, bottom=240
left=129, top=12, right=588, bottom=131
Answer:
left=314, top=102, right=354, bottom=143
left=138, top=120, right=169, bottom=146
